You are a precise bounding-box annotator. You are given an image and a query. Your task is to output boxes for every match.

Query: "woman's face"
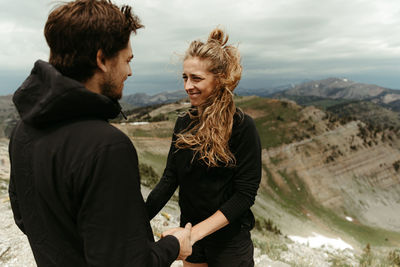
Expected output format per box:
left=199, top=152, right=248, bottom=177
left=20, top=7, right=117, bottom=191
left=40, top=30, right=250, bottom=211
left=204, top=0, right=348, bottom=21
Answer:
left=182, top=57, right=217, bottom=107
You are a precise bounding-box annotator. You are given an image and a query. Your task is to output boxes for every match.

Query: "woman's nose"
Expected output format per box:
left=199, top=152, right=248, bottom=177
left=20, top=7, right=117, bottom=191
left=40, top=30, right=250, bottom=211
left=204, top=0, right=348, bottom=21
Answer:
left=184, top=79, right=194, bottom=90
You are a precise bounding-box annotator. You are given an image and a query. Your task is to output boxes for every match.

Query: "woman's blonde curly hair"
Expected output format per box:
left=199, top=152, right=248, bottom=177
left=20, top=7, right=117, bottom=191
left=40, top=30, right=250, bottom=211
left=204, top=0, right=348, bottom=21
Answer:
left=175, top=27, right=242, bottom=167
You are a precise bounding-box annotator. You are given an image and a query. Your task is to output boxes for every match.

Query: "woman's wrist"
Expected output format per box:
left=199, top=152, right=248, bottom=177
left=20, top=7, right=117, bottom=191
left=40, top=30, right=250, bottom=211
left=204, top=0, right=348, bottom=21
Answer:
left=189, top=211, right=229, bottom=245
left=190, top=226, right=203, bottom=244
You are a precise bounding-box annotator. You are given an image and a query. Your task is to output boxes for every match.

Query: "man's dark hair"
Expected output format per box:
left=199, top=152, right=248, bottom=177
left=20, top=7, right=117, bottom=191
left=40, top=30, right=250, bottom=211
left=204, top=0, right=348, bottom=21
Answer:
left=44, top=0, right=143, bottom=82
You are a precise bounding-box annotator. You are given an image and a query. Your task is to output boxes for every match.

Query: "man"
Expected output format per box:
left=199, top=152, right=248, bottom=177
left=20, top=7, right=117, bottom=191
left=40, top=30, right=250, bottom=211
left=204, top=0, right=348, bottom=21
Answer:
left=8, top=0, right=191, bottom=266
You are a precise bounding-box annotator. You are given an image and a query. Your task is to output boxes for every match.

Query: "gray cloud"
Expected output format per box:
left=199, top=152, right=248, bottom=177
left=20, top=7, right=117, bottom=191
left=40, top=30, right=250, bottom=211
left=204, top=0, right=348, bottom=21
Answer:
left=1, top=0, right=400, bottom=95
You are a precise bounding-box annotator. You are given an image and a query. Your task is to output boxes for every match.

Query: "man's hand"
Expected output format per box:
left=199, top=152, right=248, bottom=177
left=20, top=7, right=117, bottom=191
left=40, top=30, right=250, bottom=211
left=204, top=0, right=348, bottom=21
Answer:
left=167, top=223, right=192, bottom=260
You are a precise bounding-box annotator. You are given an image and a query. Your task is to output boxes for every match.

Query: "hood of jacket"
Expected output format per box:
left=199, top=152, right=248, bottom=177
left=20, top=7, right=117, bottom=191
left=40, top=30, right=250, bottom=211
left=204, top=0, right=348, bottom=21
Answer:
left=13, top=60, right=121, bottom=127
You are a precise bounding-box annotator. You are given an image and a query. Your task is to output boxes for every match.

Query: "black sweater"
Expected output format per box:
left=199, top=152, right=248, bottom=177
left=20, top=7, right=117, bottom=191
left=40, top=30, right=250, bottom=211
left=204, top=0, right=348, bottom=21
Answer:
left=9, top=60, right=179, bottom=266
left=146, top=111, right=262, bottom=241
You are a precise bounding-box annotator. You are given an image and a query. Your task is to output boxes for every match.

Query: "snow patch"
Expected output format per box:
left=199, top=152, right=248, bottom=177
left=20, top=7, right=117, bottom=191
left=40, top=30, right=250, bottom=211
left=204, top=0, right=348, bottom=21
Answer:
left=130, top=122, right=149, bottom=125
left=288, top=232, right=353, bottom=250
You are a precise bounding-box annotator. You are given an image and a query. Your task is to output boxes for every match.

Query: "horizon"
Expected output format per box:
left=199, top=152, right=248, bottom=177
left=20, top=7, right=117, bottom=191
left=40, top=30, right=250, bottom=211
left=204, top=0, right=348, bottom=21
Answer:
left=2, top=0, right=400, bottom=95
left=0, top=76, right=398, bottom=98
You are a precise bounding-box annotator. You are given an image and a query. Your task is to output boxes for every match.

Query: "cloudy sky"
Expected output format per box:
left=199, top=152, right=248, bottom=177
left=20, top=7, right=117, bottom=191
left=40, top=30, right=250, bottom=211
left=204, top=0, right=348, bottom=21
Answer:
left=1, top=0, right=400, bottom=96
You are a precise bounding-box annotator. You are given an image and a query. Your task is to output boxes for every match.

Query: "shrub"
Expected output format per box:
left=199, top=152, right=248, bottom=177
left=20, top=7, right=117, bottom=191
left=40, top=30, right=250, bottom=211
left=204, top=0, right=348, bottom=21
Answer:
left=359, top=243, right=373, bottom=267
left=255, top=217, right=282, bottom=235
left=149, top=113, right=167, bottom=122
left=393, top=161, right=400, bottom=172
left=139, top=163, right=159, bottom=187
left=388, top=249, right=400, bottom=266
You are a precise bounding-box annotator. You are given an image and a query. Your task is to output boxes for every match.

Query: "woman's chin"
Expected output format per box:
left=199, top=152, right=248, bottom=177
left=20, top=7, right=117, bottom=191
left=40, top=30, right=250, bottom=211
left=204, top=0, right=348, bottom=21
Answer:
left=189, top=100, right=199, bottom=107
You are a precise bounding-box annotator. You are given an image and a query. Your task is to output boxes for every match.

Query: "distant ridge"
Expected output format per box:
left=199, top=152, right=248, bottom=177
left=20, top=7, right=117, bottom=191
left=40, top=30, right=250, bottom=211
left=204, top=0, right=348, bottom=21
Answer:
left=268, top=77, right=400, bottom=130
left=234, top=84, right=293, bottom=97
left=272, top=77, right=400, bottom=108
left=121, top=90, right=186, bottom=109
left=120, top=83, right=293, bottom=108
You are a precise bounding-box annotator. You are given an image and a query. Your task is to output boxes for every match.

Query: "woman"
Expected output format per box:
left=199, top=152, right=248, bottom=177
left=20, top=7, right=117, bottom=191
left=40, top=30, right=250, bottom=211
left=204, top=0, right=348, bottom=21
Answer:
left=145, top=27, right=261, bottom=267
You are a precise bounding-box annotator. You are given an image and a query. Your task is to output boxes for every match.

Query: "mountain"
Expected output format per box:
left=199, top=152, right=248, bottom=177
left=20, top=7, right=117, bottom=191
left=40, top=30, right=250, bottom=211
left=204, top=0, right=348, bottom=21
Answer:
left=121, top=90, right=187, bottom=109
left=268, top=78, right=400, bottom=131
left=235, top=84, right=293, bottom=97
left=272, top=77, right=400, bottom=109
left=119, top=83, right=294, bottom=108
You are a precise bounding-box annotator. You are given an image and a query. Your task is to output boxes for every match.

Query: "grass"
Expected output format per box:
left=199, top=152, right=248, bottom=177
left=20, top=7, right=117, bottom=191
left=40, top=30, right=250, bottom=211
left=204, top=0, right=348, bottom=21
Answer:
left=251, top=231, right=289, bottom=261
left=0, top=177, right=8, bottom=195
left=311, top=204, right=400, bottom=247
left=358, top=245, right=400, bottom=266
left=136, top=151, right=167, bottom=177
left=269, top=156, right=283, bottom=165
left=236, top=97, right=310, bottom=149
left=279, top=95, right=354, bottom=110
left=264, top=166, right=310, bottom=216
left=128, top=127, right=172, bottom=139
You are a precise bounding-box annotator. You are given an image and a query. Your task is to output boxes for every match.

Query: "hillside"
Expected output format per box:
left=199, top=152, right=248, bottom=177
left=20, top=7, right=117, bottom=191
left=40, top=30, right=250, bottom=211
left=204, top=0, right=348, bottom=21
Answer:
left=234, top=96, right=400, bottom=241
left=112, top=96, right=400, bottom=265
left=114, top=97, right=400, bottom=240
left=1, top=95, right=400, bottom=266
left=326, top=101, right=400, bottom=130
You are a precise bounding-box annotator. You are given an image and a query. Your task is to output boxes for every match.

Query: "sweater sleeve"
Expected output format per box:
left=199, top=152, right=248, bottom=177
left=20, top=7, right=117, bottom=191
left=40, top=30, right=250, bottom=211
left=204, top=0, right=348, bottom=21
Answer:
left=145, top=124, right=179, bottom=220
left=76, top=138, right=179, bottom=267
left=8, top=129, right=26, bottom=234
left=219, top=115, right=262, bottom=223
left=8, top=173, right=26, bottom=234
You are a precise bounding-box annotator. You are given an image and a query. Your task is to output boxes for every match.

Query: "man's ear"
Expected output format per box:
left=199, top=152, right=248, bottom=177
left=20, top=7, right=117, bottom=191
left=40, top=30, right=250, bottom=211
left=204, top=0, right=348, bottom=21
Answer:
left=96, top=49, right=108, bottom=73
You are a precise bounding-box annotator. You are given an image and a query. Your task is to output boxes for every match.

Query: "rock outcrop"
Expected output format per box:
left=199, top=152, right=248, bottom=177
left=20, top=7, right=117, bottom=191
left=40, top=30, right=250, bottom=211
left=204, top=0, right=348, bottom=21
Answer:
left=262, top=106, right=400, bottom=232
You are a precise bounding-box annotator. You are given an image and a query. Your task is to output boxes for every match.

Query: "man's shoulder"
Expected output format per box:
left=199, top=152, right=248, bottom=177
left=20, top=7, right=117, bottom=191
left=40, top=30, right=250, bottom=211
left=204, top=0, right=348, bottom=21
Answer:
left=45, top=119, right=134, bottom=169
left=65, top=119, right=130, bottom=144
left=38, top=118, right=132, bottom=154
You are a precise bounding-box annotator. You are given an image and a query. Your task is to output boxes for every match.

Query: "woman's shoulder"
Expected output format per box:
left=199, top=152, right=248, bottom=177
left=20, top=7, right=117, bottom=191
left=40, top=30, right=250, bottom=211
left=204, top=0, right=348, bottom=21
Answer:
left=174, top=111, right=193, bottom=132
left=233, top=109, right=256, bottom=130
left=230, top=109, right=260, bottom=149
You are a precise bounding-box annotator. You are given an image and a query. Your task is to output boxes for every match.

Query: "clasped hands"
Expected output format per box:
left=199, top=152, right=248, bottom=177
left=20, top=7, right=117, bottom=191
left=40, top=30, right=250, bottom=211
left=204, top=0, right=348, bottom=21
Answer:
left=162, top=223, right=197, bottom=260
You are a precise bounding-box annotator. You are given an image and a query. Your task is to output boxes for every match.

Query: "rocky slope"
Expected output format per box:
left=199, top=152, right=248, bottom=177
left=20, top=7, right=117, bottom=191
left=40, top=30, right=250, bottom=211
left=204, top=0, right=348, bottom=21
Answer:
left=262, top=107, right=400, bottom=231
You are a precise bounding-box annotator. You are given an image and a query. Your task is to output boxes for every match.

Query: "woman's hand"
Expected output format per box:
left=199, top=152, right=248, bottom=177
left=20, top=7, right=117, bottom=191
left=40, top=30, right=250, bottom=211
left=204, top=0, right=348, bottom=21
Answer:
left=161, top=227, right=182, bottom=238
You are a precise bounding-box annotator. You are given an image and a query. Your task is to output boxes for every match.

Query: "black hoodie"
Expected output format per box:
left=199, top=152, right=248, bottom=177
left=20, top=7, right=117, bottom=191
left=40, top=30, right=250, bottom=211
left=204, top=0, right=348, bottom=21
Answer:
left=8, top=60, right=179, bottom=267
